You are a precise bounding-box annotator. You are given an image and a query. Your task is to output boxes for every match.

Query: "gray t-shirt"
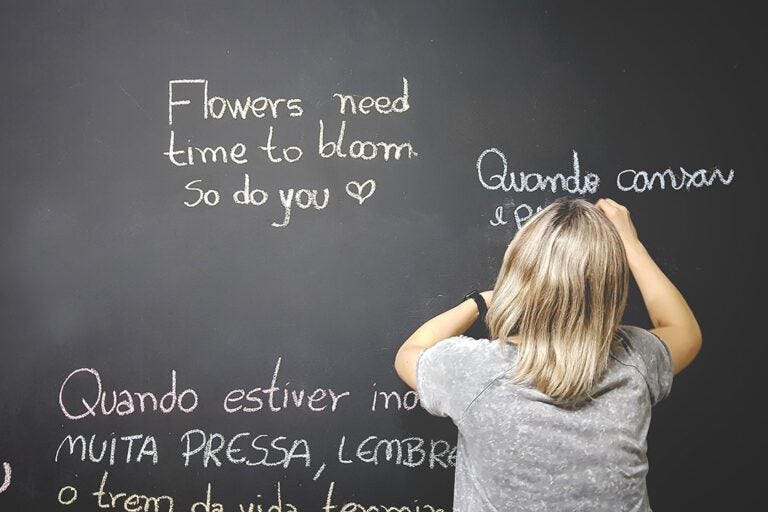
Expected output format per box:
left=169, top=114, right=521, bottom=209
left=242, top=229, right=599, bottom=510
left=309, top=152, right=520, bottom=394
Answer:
left=416, top=324, right=674, bottom=512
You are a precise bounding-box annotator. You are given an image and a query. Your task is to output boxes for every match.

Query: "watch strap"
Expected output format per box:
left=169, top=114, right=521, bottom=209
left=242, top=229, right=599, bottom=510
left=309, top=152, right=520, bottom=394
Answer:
left=462, top=289, right=488, bottom=320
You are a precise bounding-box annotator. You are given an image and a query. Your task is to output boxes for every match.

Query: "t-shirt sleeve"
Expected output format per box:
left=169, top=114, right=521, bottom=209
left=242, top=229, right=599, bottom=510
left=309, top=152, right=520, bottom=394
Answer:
left=415, top=336, right=487, bottom=421
left=620, top=325, right=674, bottom=405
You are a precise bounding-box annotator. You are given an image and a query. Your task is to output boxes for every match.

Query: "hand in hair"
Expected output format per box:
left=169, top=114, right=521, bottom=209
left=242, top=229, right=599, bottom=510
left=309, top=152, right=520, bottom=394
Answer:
left=595, top=198, right=641, bottom=252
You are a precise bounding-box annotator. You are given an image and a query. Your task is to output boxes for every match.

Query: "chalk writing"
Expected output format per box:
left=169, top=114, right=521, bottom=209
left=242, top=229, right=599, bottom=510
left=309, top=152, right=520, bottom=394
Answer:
left=55, top=433, right=158, bottom=465
left=337, top=435, right=455, bottom=468
left=165, top=76, right=418, bottom=228
left=185, top=180, right=221, bottom=207
left=193, top=483, right=222, bottom=512
left=58, top=485, right=78, bottom=505
left=59, top=368, right=198, bottom=420
left=272, top=187, right=330, bottom=228
left=194, top=480, right=298, bottom=512
left=318, top=120, right=418, bottom=161
left=259, top=125, right=303, bottom=163
left=490, top=202, right=545, bottom=230
left=184, top=175, right=387, bottom=226
left=233, top=174, right=269, bottom=206
left=0, top=462, right=10, bottom=494
left=223, top=357, right=350, bottom=413
left=168, top=79, right=303, bottom=125
left=477, top=149, right=599, bottom=194
left=93, top=470, right=173, bottom=512
left=345, top=180, right=376, bottom=205
left=617, top=166, right=734, bottom=192
left=323, top=481, right=445, bottom=512
left=333, top=77, right=410, bottom=115
left=370, top=386, right=420, bottom=411
left=180, top=430, right=311, bottom=470
left=185, top=176, right=335, bottom=229
left=164, top=130, right=248, bottom=166
left=513, top=203, right=545, bottom=228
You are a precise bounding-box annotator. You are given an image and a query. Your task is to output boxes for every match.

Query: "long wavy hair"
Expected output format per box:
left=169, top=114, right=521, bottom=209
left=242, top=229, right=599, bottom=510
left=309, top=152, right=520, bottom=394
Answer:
left=485, top=197, right=629, bottom=403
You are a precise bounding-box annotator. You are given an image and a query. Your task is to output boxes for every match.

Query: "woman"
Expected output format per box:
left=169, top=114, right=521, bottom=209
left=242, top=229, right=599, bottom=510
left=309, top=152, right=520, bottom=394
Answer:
left=394, top=197, right=702, bottom=511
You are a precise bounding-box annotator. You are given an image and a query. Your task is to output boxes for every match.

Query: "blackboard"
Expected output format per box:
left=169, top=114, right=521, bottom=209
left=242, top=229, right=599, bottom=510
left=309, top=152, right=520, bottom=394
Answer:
left=1, top=1, right=764, bottom=510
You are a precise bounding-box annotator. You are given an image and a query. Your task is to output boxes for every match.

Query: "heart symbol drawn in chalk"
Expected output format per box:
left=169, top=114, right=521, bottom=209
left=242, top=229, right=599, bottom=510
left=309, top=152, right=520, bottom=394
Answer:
left=346, top=179, right=376, bottom=205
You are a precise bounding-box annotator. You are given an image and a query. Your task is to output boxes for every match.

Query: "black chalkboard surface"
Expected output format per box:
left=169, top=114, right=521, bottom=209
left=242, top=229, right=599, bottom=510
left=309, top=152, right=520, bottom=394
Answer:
left=1, top=1, right=764, bottom=510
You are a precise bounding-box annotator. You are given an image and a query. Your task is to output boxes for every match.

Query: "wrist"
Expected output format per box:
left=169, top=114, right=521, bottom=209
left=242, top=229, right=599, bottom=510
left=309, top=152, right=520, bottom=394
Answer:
left=624, top=240, right=648, bottom=264
left=461, top=289, right=488, bottom=321
left=461, top=298, right=481, bottom=319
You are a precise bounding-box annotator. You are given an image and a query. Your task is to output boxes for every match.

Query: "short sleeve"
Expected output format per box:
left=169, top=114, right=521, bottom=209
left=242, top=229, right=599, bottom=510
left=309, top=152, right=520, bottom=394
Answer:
left=619, top=325, right=674, bottom=405
left=415, top=335, right=493, bottom=422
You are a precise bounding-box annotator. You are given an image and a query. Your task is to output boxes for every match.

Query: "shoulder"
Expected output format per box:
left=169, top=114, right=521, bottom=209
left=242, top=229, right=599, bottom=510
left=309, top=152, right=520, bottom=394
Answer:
left=416, top=335, right=509, bottom=420
left=418, top=335, right=510, bottom=395
left=420, top=335, right=502, bottom=367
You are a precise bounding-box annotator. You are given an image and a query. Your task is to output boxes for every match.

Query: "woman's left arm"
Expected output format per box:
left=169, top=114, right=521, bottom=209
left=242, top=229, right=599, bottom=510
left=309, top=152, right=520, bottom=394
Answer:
left=394, top=290, right=493, bottom=390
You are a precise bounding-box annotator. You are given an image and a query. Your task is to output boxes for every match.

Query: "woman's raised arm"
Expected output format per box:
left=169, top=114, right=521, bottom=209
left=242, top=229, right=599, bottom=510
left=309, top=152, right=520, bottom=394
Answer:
left=596, top=198, right=703, bottom=375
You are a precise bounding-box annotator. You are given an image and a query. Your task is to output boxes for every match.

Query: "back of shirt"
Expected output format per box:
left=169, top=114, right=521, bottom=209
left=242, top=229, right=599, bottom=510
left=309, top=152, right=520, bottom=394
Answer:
left=415, top=325, right=674, bottom=512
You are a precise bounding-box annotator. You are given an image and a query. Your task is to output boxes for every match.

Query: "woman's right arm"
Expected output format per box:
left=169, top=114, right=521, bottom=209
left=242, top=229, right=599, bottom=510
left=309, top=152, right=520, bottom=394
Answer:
left=596, top=198, right=703, bottom=375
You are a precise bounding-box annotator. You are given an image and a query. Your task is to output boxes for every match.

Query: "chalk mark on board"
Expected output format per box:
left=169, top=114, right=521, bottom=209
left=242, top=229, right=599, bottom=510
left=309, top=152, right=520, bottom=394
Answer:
left=346, top=179, right=376, bottom=205
left=422, top=294, right=446, bottom=308
left=54, top=150, right=71, bottom=169
left=118, top=83, right=152, bottom=120
left=91, top=137, right=115, bottom=161
left=0, top=462, right=10, bottom=494
left=93, top=137, right=112, bottom=150
left=312, top=462, right=326, bottom=480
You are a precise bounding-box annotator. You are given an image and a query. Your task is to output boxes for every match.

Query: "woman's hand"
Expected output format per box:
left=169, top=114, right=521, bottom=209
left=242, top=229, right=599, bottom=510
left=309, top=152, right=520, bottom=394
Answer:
left=480, top=290, right=494, bottom=304
left=595, top=198, right=642, bottom=252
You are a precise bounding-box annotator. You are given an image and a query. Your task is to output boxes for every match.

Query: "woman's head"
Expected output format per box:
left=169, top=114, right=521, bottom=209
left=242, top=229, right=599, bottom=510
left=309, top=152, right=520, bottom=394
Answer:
left=486, top=196, right=629, bottom=403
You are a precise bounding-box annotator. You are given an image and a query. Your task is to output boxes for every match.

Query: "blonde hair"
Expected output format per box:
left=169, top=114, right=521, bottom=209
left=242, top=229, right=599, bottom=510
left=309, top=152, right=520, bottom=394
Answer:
left=486, top=197, right=629, bottom=403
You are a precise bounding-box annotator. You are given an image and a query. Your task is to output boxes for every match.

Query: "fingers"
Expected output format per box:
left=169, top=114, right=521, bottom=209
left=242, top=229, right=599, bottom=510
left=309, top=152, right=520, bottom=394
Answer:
left=595, top=197, right=619, bottom=207
left=594, top=198, right=614, bottom=214
left=595, top=197, right=627, bottom=213
left=593, top=198, right=640, bottom=246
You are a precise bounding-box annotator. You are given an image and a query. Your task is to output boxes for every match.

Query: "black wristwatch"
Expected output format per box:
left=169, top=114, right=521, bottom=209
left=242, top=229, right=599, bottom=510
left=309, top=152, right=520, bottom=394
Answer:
left=462, top=288, right=488, bottom=321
